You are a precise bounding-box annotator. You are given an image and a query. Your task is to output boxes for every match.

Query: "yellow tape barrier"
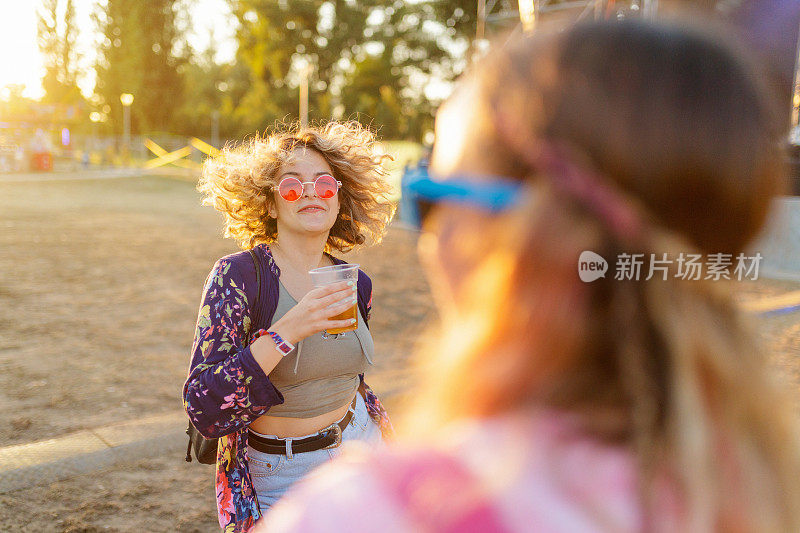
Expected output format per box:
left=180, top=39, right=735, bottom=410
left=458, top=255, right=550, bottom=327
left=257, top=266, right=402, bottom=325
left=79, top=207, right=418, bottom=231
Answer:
left=144, top=138, right=220, bottom=170
left=144, top=145, right=194, bottom=169
left=189, top=137, right=220, bottom=157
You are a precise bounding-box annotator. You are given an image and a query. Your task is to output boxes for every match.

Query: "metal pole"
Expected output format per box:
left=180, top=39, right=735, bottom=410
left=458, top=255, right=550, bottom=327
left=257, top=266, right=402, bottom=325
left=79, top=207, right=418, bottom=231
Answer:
left=299, top=63, right=312, bottom=128
left=519, top=0, right=536, bottom=32
left=477, top=0, right=487, bottom=41
left=791, top=20, right=800, bottom=133
left=211, top=110, right=220, bottom=149
left=300, top=77, right=309, bottom=128
left=642, top=0, right=658, bottom=20
left=123, top=104, right=130, bottom=161
left=119, top=93, right=134, bottom=164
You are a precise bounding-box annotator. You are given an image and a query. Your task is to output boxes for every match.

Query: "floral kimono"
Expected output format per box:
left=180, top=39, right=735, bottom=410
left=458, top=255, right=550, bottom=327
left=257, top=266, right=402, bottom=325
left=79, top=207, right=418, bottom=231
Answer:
left=183, top=244, right=392, bottom=532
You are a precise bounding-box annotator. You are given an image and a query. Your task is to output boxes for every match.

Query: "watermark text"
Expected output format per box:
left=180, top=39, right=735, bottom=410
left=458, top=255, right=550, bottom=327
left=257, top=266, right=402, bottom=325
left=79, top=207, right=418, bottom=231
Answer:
left=578, top=251, right=762, bottom=282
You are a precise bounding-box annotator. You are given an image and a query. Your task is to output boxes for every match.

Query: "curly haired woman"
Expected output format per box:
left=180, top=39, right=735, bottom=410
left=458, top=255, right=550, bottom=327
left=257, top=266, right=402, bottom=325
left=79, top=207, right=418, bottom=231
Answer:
left=183, top=122, right=395, bottom=532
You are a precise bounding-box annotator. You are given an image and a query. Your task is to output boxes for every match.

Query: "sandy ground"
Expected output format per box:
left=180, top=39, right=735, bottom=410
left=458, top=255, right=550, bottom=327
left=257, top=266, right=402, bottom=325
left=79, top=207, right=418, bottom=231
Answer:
left=0, top=175, right=433, bottom=532
left=0, top=174, right=797, bottom=532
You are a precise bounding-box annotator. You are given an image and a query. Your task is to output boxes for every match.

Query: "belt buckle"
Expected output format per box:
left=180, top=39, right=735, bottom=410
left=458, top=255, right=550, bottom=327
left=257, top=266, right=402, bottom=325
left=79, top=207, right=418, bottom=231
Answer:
left=323, top=422, right=343, bottom=449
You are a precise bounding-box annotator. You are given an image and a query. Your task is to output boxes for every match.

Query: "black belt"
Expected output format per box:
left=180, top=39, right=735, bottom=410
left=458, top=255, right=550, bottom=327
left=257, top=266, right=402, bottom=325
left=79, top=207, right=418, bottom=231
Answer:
left=248, top=396, right=357, bottom=455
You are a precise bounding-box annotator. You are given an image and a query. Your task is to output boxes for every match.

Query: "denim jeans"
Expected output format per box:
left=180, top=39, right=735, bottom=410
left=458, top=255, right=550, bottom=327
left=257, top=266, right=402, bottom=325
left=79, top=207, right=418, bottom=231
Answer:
left=247, top=392, right=384, bottom=513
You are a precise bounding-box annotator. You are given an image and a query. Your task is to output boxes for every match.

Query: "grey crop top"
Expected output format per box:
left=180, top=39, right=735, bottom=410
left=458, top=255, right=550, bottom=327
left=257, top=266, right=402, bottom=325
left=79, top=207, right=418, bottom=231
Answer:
left=266, top=282, right=375, bottom=418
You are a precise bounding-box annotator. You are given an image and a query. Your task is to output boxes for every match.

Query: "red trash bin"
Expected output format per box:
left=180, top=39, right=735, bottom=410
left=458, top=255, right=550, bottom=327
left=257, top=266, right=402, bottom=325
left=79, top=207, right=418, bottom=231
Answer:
left=31, top=152, right=53, bottom=171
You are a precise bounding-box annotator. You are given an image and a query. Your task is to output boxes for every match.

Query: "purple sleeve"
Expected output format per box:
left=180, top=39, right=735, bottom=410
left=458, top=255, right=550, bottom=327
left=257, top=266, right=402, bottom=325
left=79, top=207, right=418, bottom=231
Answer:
left=182, top=256, right=283, bottom=438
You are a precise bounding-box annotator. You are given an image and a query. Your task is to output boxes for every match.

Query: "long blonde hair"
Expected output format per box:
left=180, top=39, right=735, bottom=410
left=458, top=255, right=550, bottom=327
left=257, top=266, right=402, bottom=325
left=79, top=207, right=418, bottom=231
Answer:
left=409, top=20, right=800, bottom=531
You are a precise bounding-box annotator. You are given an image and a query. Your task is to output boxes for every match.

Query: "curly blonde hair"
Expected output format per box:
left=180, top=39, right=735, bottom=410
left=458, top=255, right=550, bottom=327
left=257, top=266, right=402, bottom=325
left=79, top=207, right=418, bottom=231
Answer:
left=198, top=121, right=396, bottom=252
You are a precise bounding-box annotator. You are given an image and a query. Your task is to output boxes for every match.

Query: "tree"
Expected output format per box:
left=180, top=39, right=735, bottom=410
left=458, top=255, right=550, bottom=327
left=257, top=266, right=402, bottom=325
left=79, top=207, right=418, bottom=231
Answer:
left=37, top=0, right=82, bottom=105
left=228, top=0, right=317, bottom=134
left=230, top=1, right=452, bottom=140
left=173, top=43, right=251, bottom=140
left=93, top=0, right=186, bottom=134
left=340, top=54, right=407, bottom=138
left=0, top=85, right=36, bottom=120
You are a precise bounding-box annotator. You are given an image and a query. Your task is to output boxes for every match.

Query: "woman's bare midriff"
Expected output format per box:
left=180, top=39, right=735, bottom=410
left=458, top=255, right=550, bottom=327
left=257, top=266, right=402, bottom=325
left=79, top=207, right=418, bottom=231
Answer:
left=249, top=393, right=355, bottom=438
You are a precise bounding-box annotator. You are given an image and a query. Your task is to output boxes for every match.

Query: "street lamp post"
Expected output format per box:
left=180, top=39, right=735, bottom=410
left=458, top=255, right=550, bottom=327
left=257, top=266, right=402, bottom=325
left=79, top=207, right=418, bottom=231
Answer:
left=120, top=93, right=134, bottom=163
left=791, top=20, right=800, bottom=135
left=89, top=111, right=103, bottom=162
left=211, top=110, right=220, bottom=149
left=518, top=0, right=536, bottom=32
left=477, top=0, right=486, bottom=41
left=299, top=61, right=313, bottom=128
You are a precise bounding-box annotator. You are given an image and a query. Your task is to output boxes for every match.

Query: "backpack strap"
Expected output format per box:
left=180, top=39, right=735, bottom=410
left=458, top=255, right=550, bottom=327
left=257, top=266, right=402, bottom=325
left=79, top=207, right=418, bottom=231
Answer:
left=248, top=248, right=262, bottom=334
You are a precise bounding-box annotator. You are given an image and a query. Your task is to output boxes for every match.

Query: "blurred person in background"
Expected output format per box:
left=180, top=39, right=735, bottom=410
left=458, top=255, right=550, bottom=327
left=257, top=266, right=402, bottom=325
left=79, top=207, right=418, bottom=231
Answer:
left=256, top=19, right=800, bottom=532
left=183, top=122, right=395, bottom=532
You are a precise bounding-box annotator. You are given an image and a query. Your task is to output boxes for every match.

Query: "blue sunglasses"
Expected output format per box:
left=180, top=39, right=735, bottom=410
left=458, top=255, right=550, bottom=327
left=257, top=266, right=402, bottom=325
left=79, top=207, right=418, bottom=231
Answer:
left=399, top=162, right=523, bottom=229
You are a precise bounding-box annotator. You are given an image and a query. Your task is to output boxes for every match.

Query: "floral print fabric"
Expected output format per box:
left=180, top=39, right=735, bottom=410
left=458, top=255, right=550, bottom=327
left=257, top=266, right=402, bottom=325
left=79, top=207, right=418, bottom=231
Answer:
left=183, top=246, right=391, bottom=532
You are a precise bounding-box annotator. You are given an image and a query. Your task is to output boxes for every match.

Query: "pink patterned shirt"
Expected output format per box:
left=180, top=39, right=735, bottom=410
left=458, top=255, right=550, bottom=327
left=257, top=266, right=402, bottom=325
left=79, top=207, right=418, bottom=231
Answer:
left=255, top=411, right=685, bottom=532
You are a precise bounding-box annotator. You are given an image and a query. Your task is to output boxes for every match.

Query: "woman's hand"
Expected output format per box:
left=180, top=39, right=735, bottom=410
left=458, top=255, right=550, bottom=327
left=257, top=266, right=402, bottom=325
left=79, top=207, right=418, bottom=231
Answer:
left=250, top=280, right=357, bottom=373
left=272, top=280, right=357, bottom=343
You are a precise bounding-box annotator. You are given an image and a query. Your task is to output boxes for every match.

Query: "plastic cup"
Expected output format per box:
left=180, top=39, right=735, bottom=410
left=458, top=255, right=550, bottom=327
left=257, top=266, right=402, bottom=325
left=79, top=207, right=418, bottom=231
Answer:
left=309, top=264, right=359, bottom=335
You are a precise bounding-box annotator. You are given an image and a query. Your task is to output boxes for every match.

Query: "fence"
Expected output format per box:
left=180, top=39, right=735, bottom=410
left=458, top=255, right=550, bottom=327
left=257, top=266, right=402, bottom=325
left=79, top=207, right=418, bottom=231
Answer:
left=0, top=132, right=221, bottom=173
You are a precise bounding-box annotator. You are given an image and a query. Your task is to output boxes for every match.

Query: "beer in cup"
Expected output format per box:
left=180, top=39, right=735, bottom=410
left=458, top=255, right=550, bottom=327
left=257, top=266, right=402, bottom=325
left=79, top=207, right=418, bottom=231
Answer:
left=308, top=264, right=359, bottom=335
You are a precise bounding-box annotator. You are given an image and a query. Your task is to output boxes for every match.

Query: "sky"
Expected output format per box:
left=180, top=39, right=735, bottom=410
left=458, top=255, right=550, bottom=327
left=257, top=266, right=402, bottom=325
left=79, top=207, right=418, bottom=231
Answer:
left=0, top=0, right=238, bottom=99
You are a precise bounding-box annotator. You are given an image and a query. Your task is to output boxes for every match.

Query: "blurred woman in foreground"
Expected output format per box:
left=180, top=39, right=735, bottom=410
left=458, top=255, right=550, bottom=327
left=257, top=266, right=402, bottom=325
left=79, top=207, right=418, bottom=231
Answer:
left=257, top=19, right=800, bottom=532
